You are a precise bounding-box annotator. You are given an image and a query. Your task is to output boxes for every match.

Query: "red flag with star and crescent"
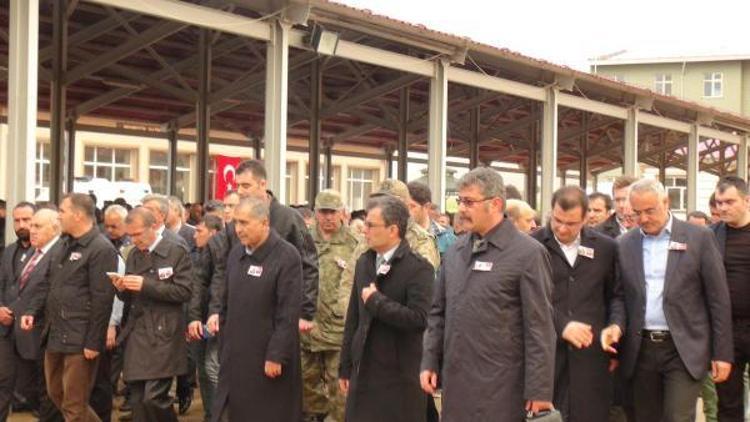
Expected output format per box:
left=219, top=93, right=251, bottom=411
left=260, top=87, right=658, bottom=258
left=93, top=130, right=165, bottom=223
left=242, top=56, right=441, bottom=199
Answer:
left=214, top=155, right=241, bottom=200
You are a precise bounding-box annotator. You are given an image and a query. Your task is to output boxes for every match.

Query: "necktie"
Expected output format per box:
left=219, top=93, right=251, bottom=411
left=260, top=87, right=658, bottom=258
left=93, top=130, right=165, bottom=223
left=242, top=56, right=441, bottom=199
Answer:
left=18, top=249, right=43, bottom=290
left=376, top=254, right=385, bottom=271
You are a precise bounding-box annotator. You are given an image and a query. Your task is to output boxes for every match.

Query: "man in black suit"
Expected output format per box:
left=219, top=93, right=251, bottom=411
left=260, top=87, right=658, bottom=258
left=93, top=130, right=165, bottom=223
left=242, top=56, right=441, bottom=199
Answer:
left=0, top=206, right=58, bottom=420
left=617, top=178, right=733, bottom=422
left=339, top=195, right=433, bottom=422
left=711, top=176, right=750, bottom=422
left=532, top=186, right=625, bottom=422
left=597, top=175, right=637, bottom=239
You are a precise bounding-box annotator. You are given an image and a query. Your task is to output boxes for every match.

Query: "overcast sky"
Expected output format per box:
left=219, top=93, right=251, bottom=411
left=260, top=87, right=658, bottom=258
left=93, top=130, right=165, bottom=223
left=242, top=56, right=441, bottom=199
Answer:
left=337, top=0, right=750, bottom=71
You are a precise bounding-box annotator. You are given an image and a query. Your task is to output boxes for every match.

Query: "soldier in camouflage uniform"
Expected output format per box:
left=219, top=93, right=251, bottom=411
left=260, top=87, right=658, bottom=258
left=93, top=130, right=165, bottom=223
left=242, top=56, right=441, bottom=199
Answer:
left=302, top=190, right=361, bottom=422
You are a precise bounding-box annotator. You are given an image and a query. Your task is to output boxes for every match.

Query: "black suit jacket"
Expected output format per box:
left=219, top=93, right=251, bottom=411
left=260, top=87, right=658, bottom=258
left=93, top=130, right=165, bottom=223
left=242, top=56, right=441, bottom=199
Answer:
left=0, top=241, right=32, bottom=338
left=595, top=213, right=622, bottom=240
left=3, top=240, right=63, bottom=360
left=617, top=218, right=733, bottom=380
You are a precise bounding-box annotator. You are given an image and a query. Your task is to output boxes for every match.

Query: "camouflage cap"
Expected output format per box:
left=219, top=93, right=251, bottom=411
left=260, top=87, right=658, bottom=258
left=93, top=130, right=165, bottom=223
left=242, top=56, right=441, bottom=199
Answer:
left=373, top=179, right=410, bottom=202
left=315, top=189, right=344, bottom=210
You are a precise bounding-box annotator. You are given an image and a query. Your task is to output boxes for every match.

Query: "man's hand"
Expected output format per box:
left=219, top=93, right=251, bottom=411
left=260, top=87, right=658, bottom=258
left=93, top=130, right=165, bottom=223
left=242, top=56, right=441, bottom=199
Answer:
left=298, top=319, right=314, bottom=333
left=600, top=324, right=622, bottom=354
left=122, top=275, right=144, bottom=292
left=106, top=326, right=117, bottom=350
left=109, top=274, right=125, bottom=292
left=562, top=321, right=593, bottom=349
left=188, top=321, right=204, bottom=341
left=712, top=360, right=732, bottom=383
left=264, top=361, right=282, bottom=378
left=0, top=307, right=13, bottom=326
left=20, top=315, right=34, bottom=331
left=206, top=314, right=220, bottom=335
left=339, top=379, right=349, bottom=395
left=361, top=283, right=378, bottom=303
left=420, top=370, right=438, bottom=394
left=83, top=348, right=100, bottom=360
left=525, top=400, right=554, bottom=414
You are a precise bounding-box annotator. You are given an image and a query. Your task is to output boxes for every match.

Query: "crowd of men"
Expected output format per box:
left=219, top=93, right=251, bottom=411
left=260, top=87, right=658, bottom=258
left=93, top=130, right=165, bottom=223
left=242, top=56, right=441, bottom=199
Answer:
left=0, top=159, right=748, bottom=422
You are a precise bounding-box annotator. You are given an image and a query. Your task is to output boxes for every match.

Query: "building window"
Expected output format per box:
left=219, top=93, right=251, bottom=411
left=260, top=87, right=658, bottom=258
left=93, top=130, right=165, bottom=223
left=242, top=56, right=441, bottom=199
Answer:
left=148, top=151, right=192, bottom=200
left=347, top=167, right=378, bottom=211
left=304, top=164, right=341, bottom=200
left=703, top=72, right=723, bottom=98
left=83, top=146, right=133, bottom=181
left=665, top=177, right=687, bottom=211
left=35, top=142, right=51, bottom=199
left=285, top=162, right=298, bottom=205
left=654, top=74, right=672, bottom=95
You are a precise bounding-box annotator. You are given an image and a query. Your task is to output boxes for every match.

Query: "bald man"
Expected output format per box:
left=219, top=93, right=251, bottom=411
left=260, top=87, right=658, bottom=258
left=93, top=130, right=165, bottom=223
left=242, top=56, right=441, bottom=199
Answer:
left=0, top=209, right=63, bottom=420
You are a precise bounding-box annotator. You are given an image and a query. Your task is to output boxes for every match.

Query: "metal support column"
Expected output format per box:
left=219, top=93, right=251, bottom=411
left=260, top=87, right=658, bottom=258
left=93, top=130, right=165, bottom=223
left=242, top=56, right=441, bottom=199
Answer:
left=397, top=87, right=410, bottom=181
left=253, top=135, right=262, bottom=160
left=579, top=113, right=588, bottom=189
left=65, top=115, right=76, bottom=192
left=264, top=19, right=290, bottom=202
left=527, top=119, right=538, bottom=208
left=324, top=142, right=333, bottom=189
left=428, top=60, right=448, bottom=211
left=6, top=0, right=38, bottom=233
left=469, top=105, right=480, bottom=169
left=385, top=146, right=394, bottom=179
left=49, top=0, right=67, bottom=203
left=307, top=59, right=322, bottom=204
left=659, top=150, right=667, bottom=185
left=623, top=107, right=639, bottom=177
left=540, top=87, right=559, bottom=219
left=687, top=124, right=699, bottom=213
left=167, top=124, right=178, bottom=197
left=196, top=28, right=211, bottom=202
left=737, top=136, right=748, bottom=181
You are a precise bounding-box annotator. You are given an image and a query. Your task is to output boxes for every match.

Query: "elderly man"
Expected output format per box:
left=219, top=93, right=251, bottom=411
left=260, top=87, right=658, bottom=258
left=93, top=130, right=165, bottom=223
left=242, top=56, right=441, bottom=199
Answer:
left=505, top=199, right=537, bottom=234
left=44, top=193, right=117, bottom=422
left=0, top=208, right=61, bottom=420
left=206, top=159, right=318, bottom=336
left=167, top=196, right=197, bottom=254
left=421, top=167, right=555, bottom=421
left=142, top=195, right=189, bottom=252
left=531, top=186, right=625, bottom=422
left=711, top=176, right=750, bottom=422
left=111, top=207, right=192, bottom=422
left=587, top=192, right=613, bottom=227
left=619, top=179, right=732, bottom=422
left=212, top=197, right=303, bottom=421
left=103, top=205, right=131, bottom=252
left=222, top=191, right=240, bottom=224
left=339, top=195, right=433, bottom=422
left=597, top=176, right=637, bottom=239
left=302, top=190, right=360, bottom=422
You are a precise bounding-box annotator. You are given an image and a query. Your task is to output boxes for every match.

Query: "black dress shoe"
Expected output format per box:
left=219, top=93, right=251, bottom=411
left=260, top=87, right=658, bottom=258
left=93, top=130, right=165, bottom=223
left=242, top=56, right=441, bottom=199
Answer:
left=178, top=395, right=192, bottom=415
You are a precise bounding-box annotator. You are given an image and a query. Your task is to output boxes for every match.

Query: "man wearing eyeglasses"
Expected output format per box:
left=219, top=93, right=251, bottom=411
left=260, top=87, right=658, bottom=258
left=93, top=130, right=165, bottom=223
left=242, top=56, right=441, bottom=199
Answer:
left=531, top=186, right=625, bottom=422
left=618, top=179, right=732, bottom=422
left=421, top=167, right=556, bottom=421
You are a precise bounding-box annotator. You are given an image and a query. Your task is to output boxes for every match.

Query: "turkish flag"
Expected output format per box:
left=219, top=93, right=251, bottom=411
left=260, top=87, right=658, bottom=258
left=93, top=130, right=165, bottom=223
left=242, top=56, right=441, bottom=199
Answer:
left=214, top=155, right=242, bottom=200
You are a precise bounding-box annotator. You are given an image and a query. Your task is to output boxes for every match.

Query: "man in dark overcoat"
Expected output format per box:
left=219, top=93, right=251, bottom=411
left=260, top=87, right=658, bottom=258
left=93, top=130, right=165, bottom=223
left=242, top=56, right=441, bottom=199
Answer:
left=531, top=186, right=626, bottom=422
left=211, top=197, right=303, bottom=422
left=338, top=195, right=433, bottom=422
left=112, top=207, right=192, bottom=422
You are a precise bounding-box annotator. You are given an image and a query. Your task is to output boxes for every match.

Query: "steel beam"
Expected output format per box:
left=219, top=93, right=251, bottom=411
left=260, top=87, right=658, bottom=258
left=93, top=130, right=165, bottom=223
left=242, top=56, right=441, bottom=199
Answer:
left=738, top=136, right=749, bottom=181
left=385, top=146, right=394, bottom=179
left=527, top=118, right=538, bottom=208
left=540, top=87, right=559, bottom=219
left=469, top=105, right=480, bottom=169
left=6, top=0, right=38, bottom=229
left=49, top=0, right=67, bottom=204
left=167, top=124, right=178, bottom=197
left=397, top=87, right=409, bottom=181
left=623, top=107, right=639, bottom=177
left=428, top=60, right=448, bottom=211
left=687, top=124, right=699, bottom=212
left=264, top=20, right=290, bottom=202
left=65, top=116, right=76, bottom=192
left=579, top=113, right=588, bottom=189
left=324, top=142, right=333, bottom=189
left=308, top=59, right=322, bottom=204
left=252, top=135, right=262, bottom=160
left=196, top=29, right=211, bottom=202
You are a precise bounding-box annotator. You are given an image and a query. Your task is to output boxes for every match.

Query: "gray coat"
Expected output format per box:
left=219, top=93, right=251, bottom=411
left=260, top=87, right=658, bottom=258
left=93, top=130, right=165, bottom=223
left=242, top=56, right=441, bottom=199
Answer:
left=617, top=217, right=733, bottom=380
left=422, top=219, right=556, bottom=422
left=117, top=236, right=193, bottom=381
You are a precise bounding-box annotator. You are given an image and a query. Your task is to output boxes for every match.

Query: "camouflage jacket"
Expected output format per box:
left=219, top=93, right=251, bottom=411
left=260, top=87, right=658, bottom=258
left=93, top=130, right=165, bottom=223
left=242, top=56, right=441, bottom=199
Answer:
left=302, top=223, right=361, bottom=351
left=406, top=219, right=440, bottom=270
